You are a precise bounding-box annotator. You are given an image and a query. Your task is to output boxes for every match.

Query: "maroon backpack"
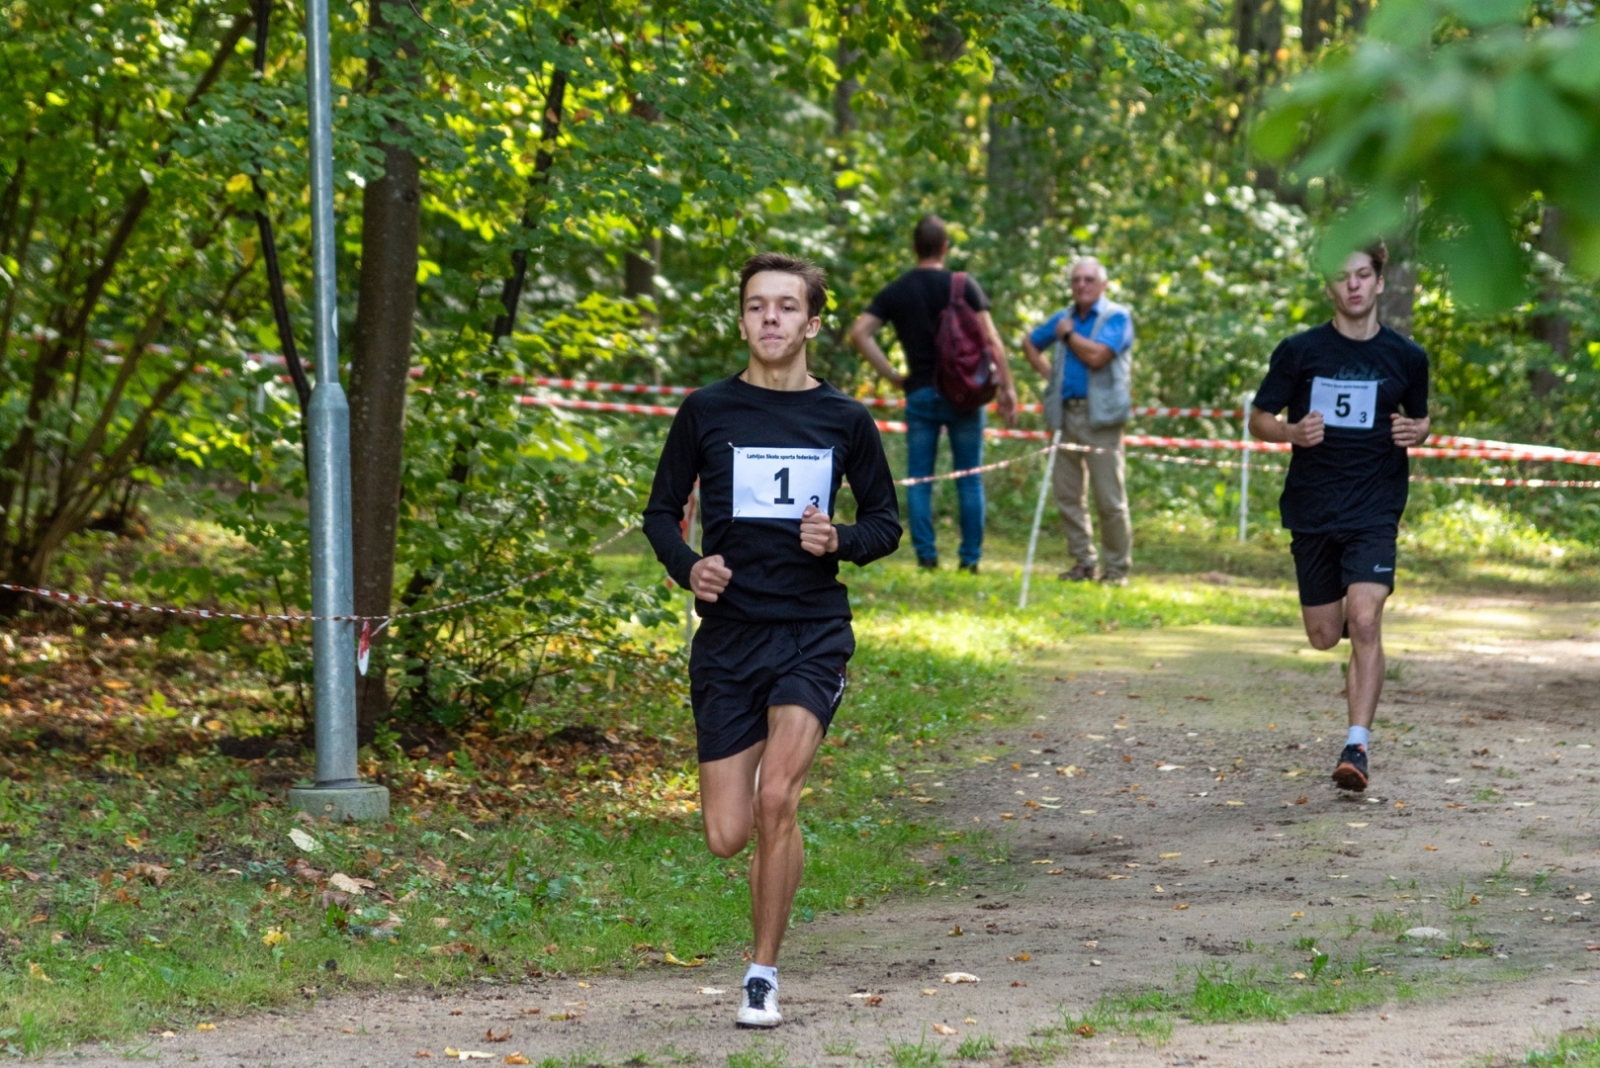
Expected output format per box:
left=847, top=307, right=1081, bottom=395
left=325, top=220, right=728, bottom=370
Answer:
left=934, top=272, right=998, bottom=413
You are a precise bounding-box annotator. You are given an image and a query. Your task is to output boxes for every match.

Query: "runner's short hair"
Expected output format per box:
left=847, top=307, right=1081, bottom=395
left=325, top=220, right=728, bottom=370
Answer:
left=913, top=214, right=949, bottom=260
left=1363, top=240, right=1388, bottom=277
left=739, top=253, right=828, bottom=319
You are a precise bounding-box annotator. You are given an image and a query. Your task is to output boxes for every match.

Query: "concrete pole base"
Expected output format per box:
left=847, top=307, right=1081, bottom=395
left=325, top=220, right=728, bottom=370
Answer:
left=288, top=782, right=390, bottom=822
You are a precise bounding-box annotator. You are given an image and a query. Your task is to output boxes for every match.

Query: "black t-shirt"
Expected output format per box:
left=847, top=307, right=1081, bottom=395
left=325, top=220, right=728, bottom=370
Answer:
left=641, top=375, right=903, bottom=622
left=865, top=268, right=991, bottom=394
left=1252, top=323, right=1430, bottom=534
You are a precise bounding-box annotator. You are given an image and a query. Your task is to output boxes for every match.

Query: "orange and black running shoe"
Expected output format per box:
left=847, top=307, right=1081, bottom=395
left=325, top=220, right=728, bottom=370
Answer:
left=1332, top=743, right=1368, bottom=792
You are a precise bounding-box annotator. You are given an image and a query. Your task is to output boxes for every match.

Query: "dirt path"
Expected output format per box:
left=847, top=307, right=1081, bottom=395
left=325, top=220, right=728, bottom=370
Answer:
left=50, top=592, right=1600, bottom=1067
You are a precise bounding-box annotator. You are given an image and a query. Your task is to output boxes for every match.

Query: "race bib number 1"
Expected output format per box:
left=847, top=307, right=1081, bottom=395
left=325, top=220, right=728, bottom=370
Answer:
left=1309, top=376, right=1378, bottom=429
left=731, top=446, right=834, bottom=519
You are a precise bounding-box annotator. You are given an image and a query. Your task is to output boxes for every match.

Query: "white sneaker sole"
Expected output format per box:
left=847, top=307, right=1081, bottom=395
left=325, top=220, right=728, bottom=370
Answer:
left=736, top=1010, right=782, bottom=1029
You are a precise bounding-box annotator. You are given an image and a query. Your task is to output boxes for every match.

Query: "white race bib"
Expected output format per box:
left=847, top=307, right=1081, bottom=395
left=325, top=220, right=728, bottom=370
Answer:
left=1309, top=376, right=1378, bottom=430
left=731, top=446, right=834, bottom=519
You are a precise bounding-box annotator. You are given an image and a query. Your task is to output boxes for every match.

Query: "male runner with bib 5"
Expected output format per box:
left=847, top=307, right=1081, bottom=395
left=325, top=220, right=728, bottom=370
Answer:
left=1248, top=242, right=1429, bottom=793
left=643, top=254, right=902, bottom=1028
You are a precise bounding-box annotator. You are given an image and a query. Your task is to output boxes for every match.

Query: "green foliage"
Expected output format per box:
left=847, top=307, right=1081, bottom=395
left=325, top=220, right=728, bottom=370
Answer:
left=1259, top=0, right=1600, bottom=309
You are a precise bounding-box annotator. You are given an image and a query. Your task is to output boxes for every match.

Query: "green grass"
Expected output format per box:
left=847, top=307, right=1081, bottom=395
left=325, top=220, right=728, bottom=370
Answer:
left=727, top=1040, right=789, bottom=1068
left=1060, top=958, right=1410, bottom=1043
left=886, top=1032, right=946, bottom=1068
left=1528, top=1030, right=1600, bottom=1067
left=954, top=1033, right=997, bottom=1060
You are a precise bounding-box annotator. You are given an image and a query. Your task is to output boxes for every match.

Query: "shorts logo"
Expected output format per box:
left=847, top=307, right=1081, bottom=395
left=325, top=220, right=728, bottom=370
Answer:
left=831, top=668, right=848, bottom=710
left=1373, top=565, right=1393, bottom=573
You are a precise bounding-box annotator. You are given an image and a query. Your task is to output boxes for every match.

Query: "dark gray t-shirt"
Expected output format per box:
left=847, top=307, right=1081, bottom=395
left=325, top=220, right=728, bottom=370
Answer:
left=1253, top=323, right=1430, bottom=533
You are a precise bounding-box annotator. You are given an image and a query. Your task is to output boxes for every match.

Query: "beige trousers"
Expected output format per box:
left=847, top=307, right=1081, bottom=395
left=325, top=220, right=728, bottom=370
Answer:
left=1052, top=402, right=1132, bottom=578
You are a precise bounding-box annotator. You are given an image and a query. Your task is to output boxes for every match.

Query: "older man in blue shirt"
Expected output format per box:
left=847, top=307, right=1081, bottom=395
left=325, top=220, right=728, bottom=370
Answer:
left=1022, top=257, right=1135, bottom=586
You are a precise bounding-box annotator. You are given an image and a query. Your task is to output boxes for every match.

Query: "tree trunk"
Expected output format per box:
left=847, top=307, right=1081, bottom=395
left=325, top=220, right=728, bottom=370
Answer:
left=986, top=99, right=1051, bottom=239
left=624, top=232, right=659, bottom=323
left=349, top=0, right=421, bottom=746
left=1300, top=0, right=1335, bottom=51
left=1377, top=205, right=1418, bottom=339
left=1528, top=204, right=1570, bottom=397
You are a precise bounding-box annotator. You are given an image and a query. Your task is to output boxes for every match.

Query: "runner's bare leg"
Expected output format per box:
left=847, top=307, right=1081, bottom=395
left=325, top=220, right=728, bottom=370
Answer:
left=696, top=704, right=825, bottom=966
left=1301, top=582, right=1387, bottom=729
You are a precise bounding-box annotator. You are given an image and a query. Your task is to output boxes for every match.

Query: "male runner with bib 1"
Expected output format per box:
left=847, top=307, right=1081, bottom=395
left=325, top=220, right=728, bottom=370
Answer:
left=643, top=253, right=902, bottom=1028
left=1248, top=242, right=1430, bottom=792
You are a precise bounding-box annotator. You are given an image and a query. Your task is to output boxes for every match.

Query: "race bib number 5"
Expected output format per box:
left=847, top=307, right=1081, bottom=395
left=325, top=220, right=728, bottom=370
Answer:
left=1309, top=376, right=1378, bottom=429
left=731, top=446, right=833, bottom=519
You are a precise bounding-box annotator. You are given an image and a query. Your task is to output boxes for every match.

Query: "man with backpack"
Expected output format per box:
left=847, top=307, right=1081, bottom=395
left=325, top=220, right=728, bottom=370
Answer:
left=848, top=215, right=1019, bottom=573
left=1021, top=257, right=1135, bottom=586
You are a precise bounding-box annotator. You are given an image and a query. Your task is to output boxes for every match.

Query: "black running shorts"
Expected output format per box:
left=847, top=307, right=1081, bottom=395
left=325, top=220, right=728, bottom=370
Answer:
left=688, top=617, right=855, bottom=763
left=1290, top=525, right=1398, bottom=607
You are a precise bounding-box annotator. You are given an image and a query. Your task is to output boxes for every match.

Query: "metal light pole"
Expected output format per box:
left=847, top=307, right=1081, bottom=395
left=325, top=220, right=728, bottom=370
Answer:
left=287, top=0, right=389, bottom=822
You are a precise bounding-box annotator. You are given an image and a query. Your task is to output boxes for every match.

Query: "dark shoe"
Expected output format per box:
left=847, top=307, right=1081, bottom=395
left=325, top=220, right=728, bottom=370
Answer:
left=1100, top=574, right=1128, bottom=588
left=1057, top=564, right=1096, bottom=582
left=1332, top=744, right=1369, bottom=792
left=958, top=562, right=979, bottom=575
left=917, top=557, right=939, bottom=570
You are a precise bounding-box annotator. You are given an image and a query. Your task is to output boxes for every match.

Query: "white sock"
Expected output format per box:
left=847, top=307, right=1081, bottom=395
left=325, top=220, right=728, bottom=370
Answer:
left=744, top=963, right=778, bottom=990
left=1346, top=726, right=1370, bottom=749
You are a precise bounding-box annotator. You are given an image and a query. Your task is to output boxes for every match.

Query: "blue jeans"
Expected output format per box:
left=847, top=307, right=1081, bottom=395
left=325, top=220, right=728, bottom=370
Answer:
left=905, top=387, right=986, bottom=566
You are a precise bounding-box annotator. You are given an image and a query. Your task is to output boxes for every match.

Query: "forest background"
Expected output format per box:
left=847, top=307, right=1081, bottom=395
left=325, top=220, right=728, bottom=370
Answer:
left=2, top=0, right=1600, bottom=753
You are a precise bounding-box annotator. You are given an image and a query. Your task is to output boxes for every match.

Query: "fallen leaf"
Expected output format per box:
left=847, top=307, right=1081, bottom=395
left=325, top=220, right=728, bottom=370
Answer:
left=1106, top=874, right=1129, bottom=880
left=1079, top=809, right=1097, bottom=815
left=1173, top=904, right=1190, bottom=910
left=1347, top=823, right=1368, bottom=829
left=1076, top=1024, right=1096, bottom=1037
left=429, top=942, right=475, bottom=956
left=932, top=1023, right=959, bottom=1036
left=1000, top=813, right=1015, bottom=820
left=1007, top=953, right=1032, bottom=962
left=261, top=927, right=289, bottom=947
left=696, top=987, right=724, bottom=995
left=443, top=1050, right=495, bottom=1061
left=942, top=972, right=980, bottom=984
left=1159, top=853, right=1181, bottom=859
left=1083, top=940, right=1099, bottom=948
left=1089, top=959, right=1102, bottom=967
left=1156, top=764, right=1182, bottom=771
left=1047, top=869, right=1064, bottom=875
left=27, top=962, right=50, bottom=982
left=865, top=995, right=884, bottom=1007
left=124, top=834, right=143, bottom=852
left=1290, top=911, right=1305, bottom=918
left=451, top=828, right=475, bottom=842
left=1010, top=980, right=1027, bottom=987
left=1225, top=801, right=1245, bottom=806
left=484, top=1029, right=511, bottom=1043
left=196, top=1023, right=216, bottom=1032
left=126, top=863, right=172, bottom=886
left=662, top=952, right=706, bottom=967
left=1291, top=972, right=1307, bottom=980
left=921, top=988, right=937, bottom=996
left=1424, top=845, right=1438, bottom=852
left=415, top=1052, right=432, bottom=1059
left=503, top=1056, right=530, bottom=1066
left=327, top=872, right=375, bottom=895
left=288, top=828, right=321, bottom=853
left=949, top=925, right=964, bottom=936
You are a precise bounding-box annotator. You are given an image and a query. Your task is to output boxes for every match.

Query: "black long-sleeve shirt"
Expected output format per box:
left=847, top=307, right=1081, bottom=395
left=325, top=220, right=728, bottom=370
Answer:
left=642, top=374, right=903, bottom=622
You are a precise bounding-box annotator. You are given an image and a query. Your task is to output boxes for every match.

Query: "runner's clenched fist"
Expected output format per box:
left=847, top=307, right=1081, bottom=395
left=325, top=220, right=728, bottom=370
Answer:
left=799, top=504, right=839, bottom=556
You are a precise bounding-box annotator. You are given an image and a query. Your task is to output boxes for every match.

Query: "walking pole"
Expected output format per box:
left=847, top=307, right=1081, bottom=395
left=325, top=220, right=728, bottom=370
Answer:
left=1019, top=430, right=1063, bottom=610
left=1237, top=392, right=1253, bottom=543
left=288, top=0, right=387, bottom=821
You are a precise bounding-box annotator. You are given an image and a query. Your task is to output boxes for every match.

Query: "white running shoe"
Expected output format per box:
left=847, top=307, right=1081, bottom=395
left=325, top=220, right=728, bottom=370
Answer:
left=736, top=977, right=782, bottom=1028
